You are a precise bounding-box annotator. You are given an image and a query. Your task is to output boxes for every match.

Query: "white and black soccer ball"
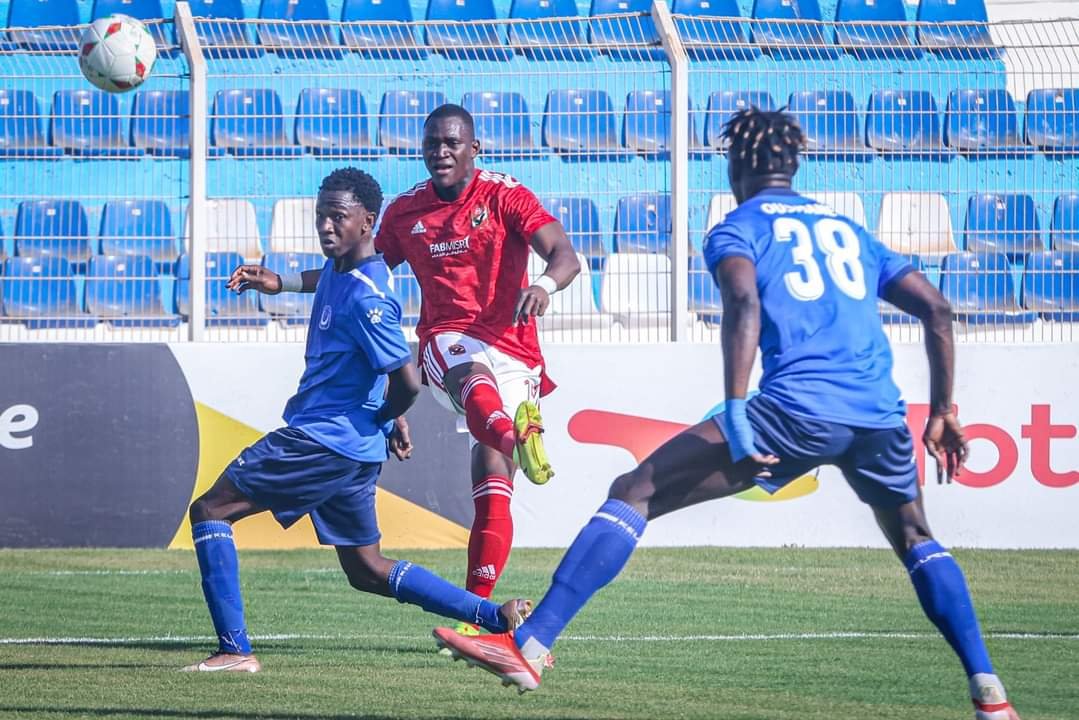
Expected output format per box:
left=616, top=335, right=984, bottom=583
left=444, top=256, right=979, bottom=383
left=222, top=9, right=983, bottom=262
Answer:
left=78, top=15, right=157, bottom=93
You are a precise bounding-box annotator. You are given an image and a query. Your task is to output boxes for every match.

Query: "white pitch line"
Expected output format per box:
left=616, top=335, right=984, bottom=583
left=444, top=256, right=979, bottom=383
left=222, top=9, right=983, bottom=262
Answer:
left=2, top=631, right=1076, bottom=646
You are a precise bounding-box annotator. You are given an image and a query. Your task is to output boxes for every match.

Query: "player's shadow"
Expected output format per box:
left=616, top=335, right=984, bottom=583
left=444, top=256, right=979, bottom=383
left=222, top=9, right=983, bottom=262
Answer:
left=0, top=662, right=165, bottom=671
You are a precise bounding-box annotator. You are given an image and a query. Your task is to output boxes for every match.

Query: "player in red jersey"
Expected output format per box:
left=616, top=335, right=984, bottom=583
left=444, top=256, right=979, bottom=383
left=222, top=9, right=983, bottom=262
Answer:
left=376, top=104, right=580, bottom=635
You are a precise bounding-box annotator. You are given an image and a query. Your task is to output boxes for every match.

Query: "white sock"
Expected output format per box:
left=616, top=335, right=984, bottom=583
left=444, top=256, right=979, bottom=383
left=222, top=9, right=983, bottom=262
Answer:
left=970, top=673, right=1007, bottom=703
left=520, top=636, right=550, bottom=661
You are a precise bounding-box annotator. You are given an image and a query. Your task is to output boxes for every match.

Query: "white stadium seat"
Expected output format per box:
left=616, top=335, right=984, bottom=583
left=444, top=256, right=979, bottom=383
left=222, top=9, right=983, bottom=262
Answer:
left=877, top=192, right=958, bottom=258
left=270, top=198, right=318, bottom=254
left=600, top=252, right=671, bottom=325
left=185, top=198, right=262, bottom=261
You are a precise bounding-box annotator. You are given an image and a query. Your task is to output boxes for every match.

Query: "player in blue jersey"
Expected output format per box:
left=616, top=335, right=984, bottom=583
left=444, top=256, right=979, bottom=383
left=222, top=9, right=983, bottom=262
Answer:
left=181, top=168, right=532, bottom=673
left=433, top=109, right=1022, bottom=720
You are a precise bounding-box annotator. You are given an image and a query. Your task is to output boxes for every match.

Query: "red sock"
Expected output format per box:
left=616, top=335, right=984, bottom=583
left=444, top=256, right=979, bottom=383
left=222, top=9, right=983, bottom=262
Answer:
left=460, top=374, right=515, bottom=458
left=466, top=475, right=514, bottom=599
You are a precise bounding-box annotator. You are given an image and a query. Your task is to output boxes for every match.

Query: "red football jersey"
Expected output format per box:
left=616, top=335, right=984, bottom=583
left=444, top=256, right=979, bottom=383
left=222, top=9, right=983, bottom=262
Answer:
left=376, top=169, right=558, bottom=394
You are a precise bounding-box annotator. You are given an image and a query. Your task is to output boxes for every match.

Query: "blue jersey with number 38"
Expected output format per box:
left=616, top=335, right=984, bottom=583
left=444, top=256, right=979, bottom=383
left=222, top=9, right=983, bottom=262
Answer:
left=703, top=189, right=915, bottom=429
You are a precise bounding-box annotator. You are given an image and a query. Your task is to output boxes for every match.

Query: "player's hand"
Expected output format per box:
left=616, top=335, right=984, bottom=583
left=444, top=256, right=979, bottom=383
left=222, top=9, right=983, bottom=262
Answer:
left=388, top=417, right=413, bottom=461
left=227, top=265, right=282, bottom=295
left=513, top=285, right=551, bottom=325
left=923, top=411, right=968, bottom=484
left=741, top=452, right=781, bottom=479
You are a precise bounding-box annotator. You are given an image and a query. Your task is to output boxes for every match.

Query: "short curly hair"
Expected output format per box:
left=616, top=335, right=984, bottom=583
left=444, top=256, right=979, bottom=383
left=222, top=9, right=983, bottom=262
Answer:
left=723, top=107, right=806, bottom=181
left=319, top=167, right=384, bottom=219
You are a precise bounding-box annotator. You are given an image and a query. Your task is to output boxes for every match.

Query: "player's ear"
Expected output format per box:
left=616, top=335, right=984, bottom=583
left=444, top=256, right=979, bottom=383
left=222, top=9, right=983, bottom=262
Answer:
left=471, top=139, right=480, bottom=158
left=362, top=209, right=376, bottom=234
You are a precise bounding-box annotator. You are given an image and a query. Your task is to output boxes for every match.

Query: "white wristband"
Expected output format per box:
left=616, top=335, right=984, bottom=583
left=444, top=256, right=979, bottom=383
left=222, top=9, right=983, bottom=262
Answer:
left=279, top=271, right=303, bottom=293
left=532, top=274, right=558, bottom=295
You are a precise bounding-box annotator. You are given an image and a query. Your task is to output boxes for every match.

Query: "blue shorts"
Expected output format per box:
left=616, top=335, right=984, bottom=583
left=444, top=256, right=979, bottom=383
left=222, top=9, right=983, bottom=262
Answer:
left=225, top=427, right=382, bottom=546
left=717, top=394, right=918, bottom=507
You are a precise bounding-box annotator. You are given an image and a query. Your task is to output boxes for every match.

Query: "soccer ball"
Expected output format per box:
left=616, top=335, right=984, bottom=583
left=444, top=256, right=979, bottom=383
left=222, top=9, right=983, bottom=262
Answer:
left=78, top=15, right=157, bottom=93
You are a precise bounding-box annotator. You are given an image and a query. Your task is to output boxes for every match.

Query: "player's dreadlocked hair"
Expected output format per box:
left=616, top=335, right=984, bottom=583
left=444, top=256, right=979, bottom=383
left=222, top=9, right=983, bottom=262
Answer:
left=722, top=107, right=806, bottom=181
left=319, top=167, right=384, bottom=219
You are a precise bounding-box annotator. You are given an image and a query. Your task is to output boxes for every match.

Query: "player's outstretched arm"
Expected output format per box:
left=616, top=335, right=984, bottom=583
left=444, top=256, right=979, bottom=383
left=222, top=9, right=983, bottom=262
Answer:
left=516, top=222, right=581, bottom=323
left=226, top=265, right=320, bottom=295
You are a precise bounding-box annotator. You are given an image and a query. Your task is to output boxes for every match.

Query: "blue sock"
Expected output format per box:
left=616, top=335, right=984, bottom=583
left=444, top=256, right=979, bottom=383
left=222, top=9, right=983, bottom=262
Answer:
left=192, top=521, right=251, bottom=655
left=388, top=560, right=508, bottom=632
left=905, top=540, right=993, bottom=677
left=515, top=499, right=647, bottom=651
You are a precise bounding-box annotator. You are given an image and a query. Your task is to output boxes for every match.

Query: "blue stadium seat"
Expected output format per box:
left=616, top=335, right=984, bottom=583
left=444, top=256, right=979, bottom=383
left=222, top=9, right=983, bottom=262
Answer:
left=99, top=200, right=177, bottom=266
left=340, top=0, right=425, bottom=58
left=588, top=0, right=664, bottom=61
left=462, top=91, right=533, bottom=156
left=260, top=251, right=324, bottom=323
left=541, top=197, right=604, bottom=259
left=508, top=0, right=590, bottom=61
left=866, top=90, right=944, bottom=155
left=940, top=252, right=1034, bottom=324
left=614, top=193, right=670, bottom=254
left=50, top=90, right=141, bottom=157
left=542, top=89, right=620, bottom=157
left=944, top=89, right=1021, bottom=153
left=1022, top=250, right=1079, bottom=321
left=378, top=90, right=447, bottom=152
left=703, top=90, right=775, bottom=149
left=750, top=0, right=840, bottom=60
left=787, top=90, right=862, bottom=155
left=834, top=0, right=920, bottom=59
left=623, top=90, right=700, bottom=155
left=1025, top=89, right=1078, bottom=152
left=257, top=0, right=340, bottom=58
left=132, top=90, right=225, bottom=158
left=1, top=256, right=93, bottom=328
left=211, top=89, right=301, bottom=156
left=186, top=0, right=261, bottom=58
left=1052, top=194, right=1079, bottom=251
left=964, top=193, right=1043, bottom=257
left=91, top=0, right=174, bottom=54
left=295, top=88, right=375, bottom=156
left=15, top=200, right=92, bottom=265
left=85, top=254, right=178, bottom=326
left=689, top=254, right=721, bottom=324
left=6, top=0, right=80, bottom=51
left=175, top=252, right=268, bottom=326
left=425, top=0, right=512, bottom=61
left=916, top=0, right=999, bottom=59
left=392, top=263, right=422, bottom=324
left=0, top=89, right=61, bottom=157
left=671, top=0, right=757, bottom=61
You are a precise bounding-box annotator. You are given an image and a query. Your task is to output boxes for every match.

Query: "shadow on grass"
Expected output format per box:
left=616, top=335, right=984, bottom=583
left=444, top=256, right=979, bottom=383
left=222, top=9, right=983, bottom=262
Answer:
left=0, top=708, right=626, bottom=720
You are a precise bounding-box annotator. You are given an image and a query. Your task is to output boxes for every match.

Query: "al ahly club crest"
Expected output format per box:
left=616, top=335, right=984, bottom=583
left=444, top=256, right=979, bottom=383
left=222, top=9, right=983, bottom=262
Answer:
left=471, top=205, right=489, bottom=228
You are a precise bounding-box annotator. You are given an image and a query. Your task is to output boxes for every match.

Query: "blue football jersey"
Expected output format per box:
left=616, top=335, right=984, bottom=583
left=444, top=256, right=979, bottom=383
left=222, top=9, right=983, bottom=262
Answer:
left=703, top=189, right=915, bottom=428
left=283, top=255, right=413, bottom=462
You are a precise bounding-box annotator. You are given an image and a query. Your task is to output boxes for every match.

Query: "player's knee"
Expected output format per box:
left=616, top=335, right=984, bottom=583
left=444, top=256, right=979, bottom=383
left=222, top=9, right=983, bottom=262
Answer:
left=608, top=470, right=652, bottom=514
left=344, top=553, right=392, bottom=593
left=188, top=495, right=221, bottom=524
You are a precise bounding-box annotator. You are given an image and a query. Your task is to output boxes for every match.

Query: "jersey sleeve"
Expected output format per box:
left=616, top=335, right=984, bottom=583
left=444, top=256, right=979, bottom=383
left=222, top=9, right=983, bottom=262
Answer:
left=348, top=295, right=413, bottom=375
left=502, top=183, right=557, bottom=243
left=374, top=203, right=405, bottom=269
left=702, top=220, right=756, bottom=276
left=864, top=228, right=916, bottom=297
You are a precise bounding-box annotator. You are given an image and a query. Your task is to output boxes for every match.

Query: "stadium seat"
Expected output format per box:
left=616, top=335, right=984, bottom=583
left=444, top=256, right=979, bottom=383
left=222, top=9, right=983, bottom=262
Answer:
left=185, top=0, right=261, bottom=59
left=260, top=251, right=324, bottom=323
left=270, top=198, right=318, bottom=253
left=1051, top=194, right=1079, bottom=251
left=378, top=90, right=447, bottom=153
left=508, top=0, right=590, bottom=61
left=1, top=256, right=93, bottom=328
left=866, top=90, right=944, bottom=156
left=786, top=90, right=862, bottom=155
left=99, top=200, right=178, bottom=266
left=806, top=192, right=867, bottom=227
left=132, top=90, right=225, bottom=158
left=85, top=254, right=178, bottom=326
left=50, top=90, right=142, bottom=157
left=461, top=91, right=533, bottom=156
left=940, top=251, right=1035, bottom=325
left=0, top=89, right=62, bottom=157
left=587, top=0, right=664, bottom=61
left=1022, top=250, right=1079, bottom=321
left=750, top=0, right=840, bottom=60
left=689, top=254, right=721, bottom=324
left=964, top=193, right=1043, bottom=257
left=834, top=0, right=920, bottom=60
left=703, top=90, right=775, bottom=150
left=944, top=89, right=1021, bottom=154
left=671, top=0, right=757, bottom=61
left=185, top=198, right=263, bottom=259
left=542, top=89, right=620, bottom=157
left=916, top=0, right=999, bottom=59
left=295, top=88, right=375, bottom=156
left=91, top=0, right=173, bottom=53
left=1024, top=89, right=1079, bottom=152
left=14, top=199, right=92, bottom=265
left=340, top=0, right=425, bottom=58
left=211, top=88, right=301, bottom=156
left=6, top=0, right=79, bottom=51
left=705, top=193, right=737, bottom=231
left=623, top=90, right=701, bottom=155
left=175, top=252, right=268, bottom=326
left=600, top=252, right=671, bottom=325
left=257, top=0, right=340, bottom=58
left=876, top=192, right=958, bottom=259
left=425, top=0, right=512, bottom=61
left=542, top=197, right=605, bottom=259
left=528, top=250, right=607, bottom=327
left=614, top=193, right=671, bottom=254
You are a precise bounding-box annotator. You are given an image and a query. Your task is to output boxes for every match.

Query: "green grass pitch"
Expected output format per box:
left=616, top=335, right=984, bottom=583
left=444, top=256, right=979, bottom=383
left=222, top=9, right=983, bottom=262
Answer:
left=1, top=548, right=1077, bottom=720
